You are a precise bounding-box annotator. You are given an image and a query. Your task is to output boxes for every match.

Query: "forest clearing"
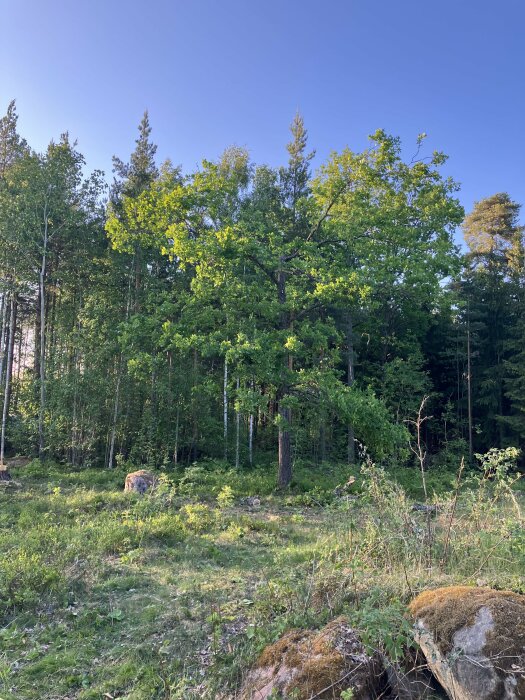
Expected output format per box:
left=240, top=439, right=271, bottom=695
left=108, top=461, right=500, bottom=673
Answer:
left=1, top=96, right=525, bottom=699
left=0, top=457, right=523, bottom=699
left=2, top=1, right=525, bottom=697
left=1, top=97, right=525, bottom=699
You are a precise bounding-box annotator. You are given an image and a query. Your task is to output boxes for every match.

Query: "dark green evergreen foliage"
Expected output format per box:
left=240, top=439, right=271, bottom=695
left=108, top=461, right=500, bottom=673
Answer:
left=459, top=194, right=524, bottom=453
left=0, top=100, right=28, bottom=176
left=504, top=304, right=525, bottom=446
left=1, top=100, right=524, bottom=479
left=111, top=110, right=158, bottom=202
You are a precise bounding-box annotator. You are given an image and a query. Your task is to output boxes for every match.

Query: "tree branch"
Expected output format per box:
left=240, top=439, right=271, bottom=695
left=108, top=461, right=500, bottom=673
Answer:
left=246, top=253, right=277, bottom=285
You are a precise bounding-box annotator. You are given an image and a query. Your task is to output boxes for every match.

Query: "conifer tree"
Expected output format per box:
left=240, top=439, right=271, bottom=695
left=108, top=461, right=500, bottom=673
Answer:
left=461, top=193, right=524, bottom=450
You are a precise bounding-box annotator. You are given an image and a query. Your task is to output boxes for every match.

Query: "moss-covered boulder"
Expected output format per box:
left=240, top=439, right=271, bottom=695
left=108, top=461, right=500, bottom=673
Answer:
left=240, top=616, right=385, bottom=699
left=124, top=469, right=157, bottom=494
left=409, top=586, right=525, bottom=700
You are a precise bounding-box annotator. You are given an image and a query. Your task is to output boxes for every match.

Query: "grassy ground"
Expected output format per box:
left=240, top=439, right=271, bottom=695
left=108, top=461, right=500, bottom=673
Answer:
left=0, top=458, right=523, bottom=699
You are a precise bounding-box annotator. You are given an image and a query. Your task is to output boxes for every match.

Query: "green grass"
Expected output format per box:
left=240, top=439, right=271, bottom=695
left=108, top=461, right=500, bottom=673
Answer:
left=0, top=458, right=523, bottom=699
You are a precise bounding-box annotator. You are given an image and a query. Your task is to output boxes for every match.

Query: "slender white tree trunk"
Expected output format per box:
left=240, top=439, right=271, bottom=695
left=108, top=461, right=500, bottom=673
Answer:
left=70, top=294, right=82, bottom=465
left=71, top=386, right=78, bottom=465
left=1, top=291, right=16, bottom=468
left=174, top=401, right=180, bottom=465
left=0, top=292, right=6, bottom=391
left=38, top=213, right=49, bottom=460
left=235, top=377, right=240, bottom=469
left=248, top=382, right=254, bottom=467
left=107, top=357, right=122, bottom=469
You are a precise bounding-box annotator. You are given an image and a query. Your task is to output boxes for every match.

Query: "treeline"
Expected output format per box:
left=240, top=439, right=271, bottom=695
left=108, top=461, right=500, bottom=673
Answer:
left=0, top=102, right=523, bottom=484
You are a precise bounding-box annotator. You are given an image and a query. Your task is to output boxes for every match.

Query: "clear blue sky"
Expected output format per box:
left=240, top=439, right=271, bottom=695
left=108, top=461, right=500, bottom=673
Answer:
left=1, top=0, right=524, bottom=241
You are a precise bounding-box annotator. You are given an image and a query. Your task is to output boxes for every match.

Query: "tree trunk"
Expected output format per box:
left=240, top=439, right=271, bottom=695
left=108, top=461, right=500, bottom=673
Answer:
left=235, top=377, right=240, bottom=468
left=0, top=292, right=7, bottom=392
left=277, top=265, right=292, bottom=486
left=70, top=293, right=82, bottom=465
left=133, top=249, right=142, bottom=312
left=319, top=420, right=326, bottom=463
left=108, top=265, right=133, bottom=468
left=168, top=352, right=180, bottom=465
left=38, top=221, right=48, bottom=460
left=34, top=287, right=41, bottom=389
left=71, top=386, right=78, bottom=466
left=467, top=305, right=473, bottom=467
left=347, top=313, right=356, bottom=464
left=173, top=402, right=180, bottom=465
left=191, top=348, right=198, bottom=461
left=278, top=404, right=292, bottom=487
left=13, top=324, right=23, bottom=411
left=150, top=362, right=158, bottom=466
left=47, top=283, right=57, bottom=377
left=70, top=326, right=80, bottom=465
left=107, top=356, right=122, bottom=469
left=0, top=291, right=17, bottom=469
left=248, top=381, right=254, bottom=467
left=223, top=356, right=228, bottom=460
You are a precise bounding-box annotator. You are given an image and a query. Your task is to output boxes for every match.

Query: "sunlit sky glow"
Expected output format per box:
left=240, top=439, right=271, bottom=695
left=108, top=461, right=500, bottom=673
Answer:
left=1, top=0, right=524, bottom=244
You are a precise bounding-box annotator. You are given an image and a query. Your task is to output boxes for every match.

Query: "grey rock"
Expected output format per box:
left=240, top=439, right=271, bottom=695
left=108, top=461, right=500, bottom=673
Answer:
left=410, top=587, right=525, bottom=700
left=124, top=469, right=157, bottom=494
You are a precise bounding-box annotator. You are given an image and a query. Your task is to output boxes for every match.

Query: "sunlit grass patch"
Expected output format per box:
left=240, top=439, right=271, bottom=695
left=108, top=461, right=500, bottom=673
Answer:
left=0, top=457, right=522, bottom=698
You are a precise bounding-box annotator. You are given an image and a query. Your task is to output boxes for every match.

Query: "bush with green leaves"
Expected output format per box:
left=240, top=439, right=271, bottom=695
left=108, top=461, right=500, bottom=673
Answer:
left=216, top=485, right=235, bottom=508
left=347, top=589, right=413, bottom=662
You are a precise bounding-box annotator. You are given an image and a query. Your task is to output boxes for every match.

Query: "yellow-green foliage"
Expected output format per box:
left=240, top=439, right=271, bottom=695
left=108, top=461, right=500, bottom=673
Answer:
left=216, top=485, right=235, bottom=509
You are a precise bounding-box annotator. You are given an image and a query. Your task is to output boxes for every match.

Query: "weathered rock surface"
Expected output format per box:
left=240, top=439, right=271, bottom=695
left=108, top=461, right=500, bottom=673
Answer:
left=409, top=586, right=525, bottom=700
left=124, top=469, right=157, bottom=494
left=240, top=495, right=261, bottom=508
left=240, top=616, right=385, bottom=699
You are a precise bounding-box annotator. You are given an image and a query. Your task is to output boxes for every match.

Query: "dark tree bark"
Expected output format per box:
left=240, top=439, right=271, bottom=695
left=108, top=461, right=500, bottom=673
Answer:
left=347, top=313, right=356, bottom=464
left=278, top=404, right=292, bottom=487
left=277, top=264, right=293, bottom=486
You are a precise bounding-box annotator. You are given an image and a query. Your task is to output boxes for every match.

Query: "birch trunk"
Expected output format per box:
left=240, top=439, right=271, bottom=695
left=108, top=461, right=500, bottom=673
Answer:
left=0, top=291, right=17, bottom=469
left=38, top=213, right=48, bottom=460
left=174, top=402, right=180, bottom=465
left=13, top=325, right=23, bottom=411
left=107, top=356, right=122, bottom=469
left=235, top=377, right=240, bottom=469
left=248, top=382, right=254, bottom=467
left=0, top=293, right=6, bottom=392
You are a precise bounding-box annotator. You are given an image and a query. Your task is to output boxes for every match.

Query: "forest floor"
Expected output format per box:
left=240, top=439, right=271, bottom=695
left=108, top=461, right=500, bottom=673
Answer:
left=0, top=459, right=523, bottom=699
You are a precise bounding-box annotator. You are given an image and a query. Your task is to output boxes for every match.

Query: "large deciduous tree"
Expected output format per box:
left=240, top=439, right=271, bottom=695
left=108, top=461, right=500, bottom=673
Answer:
left=116, top=120, right=463, bottom=485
